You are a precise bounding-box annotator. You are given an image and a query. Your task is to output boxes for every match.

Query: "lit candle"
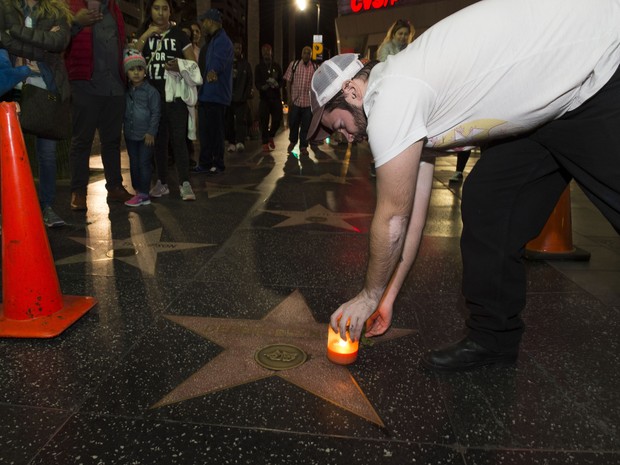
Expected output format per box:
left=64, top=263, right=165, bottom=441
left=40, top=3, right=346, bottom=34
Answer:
left=327, top=325, right=359, bottom=365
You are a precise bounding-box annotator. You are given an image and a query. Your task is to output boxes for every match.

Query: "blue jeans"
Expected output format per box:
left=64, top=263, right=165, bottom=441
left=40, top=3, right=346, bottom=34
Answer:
left=287, top=105, right=312, bottom=148
left=125, top=138, right=153, bottom=195
left=37, top=137, right=57, bottom=208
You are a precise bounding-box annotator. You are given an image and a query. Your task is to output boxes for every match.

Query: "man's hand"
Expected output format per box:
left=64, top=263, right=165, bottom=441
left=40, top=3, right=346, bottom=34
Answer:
left=144, top=134, right=155, bottom=147
left=74, top=8, right=102, bottom=27
left=330, top=292, right=389, bottom=342
left=364, top=304, right=393, bottom=337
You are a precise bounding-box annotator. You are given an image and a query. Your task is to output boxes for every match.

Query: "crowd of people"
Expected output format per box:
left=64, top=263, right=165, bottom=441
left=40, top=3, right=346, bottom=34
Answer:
left=0, top=2, right=326, bottom=224
left=0, top=2, right=426, bottom=231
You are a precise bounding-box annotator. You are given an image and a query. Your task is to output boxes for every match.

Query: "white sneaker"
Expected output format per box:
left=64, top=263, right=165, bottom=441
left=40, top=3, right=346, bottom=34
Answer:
left=227, top=143, right=236, bottom=152
left=236, top=142, right=245, bottom=152
left=180, top=181, right=196, bottom=201
left=150, top=180, right=170, bottom=197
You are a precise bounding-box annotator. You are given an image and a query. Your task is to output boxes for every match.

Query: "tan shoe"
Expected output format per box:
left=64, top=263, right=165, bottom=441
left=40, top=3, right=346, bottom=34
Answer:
left=107, top=185, right=132, bottom=203
left=70, top=191, right=87, bottom=211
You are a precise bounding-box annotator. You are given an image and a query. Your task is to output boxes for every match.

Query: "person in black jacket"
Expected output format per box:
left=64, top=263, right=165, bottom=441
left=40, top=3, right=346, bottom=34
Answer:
left=254, top=43, right=283, bottom=152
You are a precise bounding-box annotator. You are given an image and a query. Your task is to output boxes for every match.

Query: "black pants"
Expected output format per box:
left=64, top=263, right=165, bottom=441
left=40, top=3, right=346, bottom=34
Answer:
left=154, top=99, right=190, bottom=185
left=462, top=65, right=620, bottom=352
left=225, top=101, right=249, bottom=145
left=69, top=87, right=125, bottom=193
left=287, top=104, right=312, bottom=148
left=456, top=150, right=471, bottom=172
left=259, top=98, right=282, bottom=144
left=198, top=101, right=226, bottom=170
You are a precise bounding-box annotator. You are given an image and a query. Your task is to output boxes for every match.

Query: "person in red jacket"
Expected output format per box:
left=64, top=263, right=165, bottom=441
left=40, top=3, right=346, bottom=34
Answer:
left=65, top=0, right=131, bottom=210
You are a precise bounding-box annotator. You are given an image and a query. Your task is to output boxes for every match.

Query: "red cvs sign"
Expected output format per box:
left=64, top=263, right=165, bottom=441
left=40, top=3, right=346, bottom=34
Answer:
left=351, top=0, right=399, bottom=13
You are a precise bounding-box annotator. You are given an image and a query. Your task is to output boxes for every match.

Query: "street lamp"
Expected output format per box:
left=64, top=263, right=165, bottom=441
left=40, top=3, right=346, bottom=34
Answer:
left=296, top=0, right=320, bottom=35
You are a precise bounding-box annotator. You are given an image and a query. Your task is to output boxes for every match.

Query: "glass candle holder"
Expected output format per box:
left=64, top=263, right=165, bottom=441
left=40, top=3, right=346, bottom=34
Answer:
left=326, top=325, right=359, bottom=365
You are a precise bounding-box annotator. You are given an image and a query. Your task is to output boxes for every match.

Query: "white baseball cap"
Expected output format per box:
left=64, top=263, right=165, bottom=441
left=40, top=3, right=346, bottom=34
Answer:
left=308, top=54, right=364, bottom=143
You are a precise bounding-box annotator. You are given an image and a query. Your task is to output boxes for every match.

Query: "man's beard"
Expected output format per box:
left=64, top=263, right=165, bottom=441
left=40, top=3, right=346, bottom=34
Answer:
left=349, top=103, right=368, bottom=142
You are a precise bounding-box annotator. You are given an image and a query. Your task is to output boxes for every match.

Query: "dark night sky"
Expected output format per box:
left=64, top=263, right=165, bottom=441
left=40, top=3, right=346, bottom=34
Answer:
left=259, top=1, right=338, bottom=63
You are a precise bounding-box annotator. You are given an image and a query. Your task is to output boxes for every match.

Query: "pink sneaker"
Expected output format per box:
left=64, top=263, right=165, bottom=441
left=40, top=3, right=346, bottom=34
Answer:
left=125, top=194, right=151, bottom=207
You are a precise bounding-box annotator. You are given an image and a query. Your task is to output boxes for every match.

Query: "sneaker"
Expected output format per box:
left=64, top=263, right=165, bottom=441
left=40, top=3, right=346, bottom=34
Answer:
left=262, top=143, right=272, bottom=152
left=207, top=166, right=224, bottom=176
left=268, top=138, right=275, bottom=150
left=180, top=181, right=196, bottom=200
left=125, top=194, right=151, bottom=207
left=191, top=164, right=210, bottom=174
left=42, top=206, right=65, bottom=228
left=227, top=143, right=236, bottom=152
left=236, top=142, right=245, bottom=152
left=150, top=180, right=170, bottom=197
left=449, top=171, right=464, bottom=183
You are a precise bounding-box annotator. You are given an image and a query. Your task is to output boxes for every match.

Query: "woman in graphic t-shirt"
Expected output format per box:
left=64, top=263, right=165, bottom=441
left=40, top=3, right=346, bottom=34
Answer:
left=134, top=0, right=196, bottom=200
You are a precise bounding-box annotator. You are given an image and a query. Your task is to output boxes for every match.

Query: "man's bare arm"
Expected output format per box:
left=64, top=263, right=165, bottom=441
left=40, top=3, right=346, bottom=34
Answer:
left=365, top=156, right=435, bottom=337
left=330, top=140, right=429, bottom=341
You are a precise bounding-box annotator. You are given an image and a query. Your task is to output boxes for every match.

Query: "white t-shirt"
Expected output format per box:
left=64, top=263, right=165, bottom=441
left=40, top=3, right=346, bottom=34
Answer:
left=365, top=0, right=620, bottom=167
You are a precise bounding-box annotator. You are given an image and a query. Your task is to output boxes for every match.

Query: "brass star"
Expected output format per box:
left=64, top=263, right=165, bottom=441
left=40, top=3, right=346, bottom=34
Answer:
left=153, top=290, right=414, bottom=426
left=261, top=204, right=372, bottom=232
left=56, top=228, right=214, bottom=275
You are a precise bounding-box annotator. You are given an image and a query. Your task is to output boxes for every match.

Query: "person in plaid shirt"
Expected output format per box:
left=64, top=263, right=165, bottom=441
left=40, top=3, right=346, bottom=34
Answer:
left=283, top=46, right=317, bottom=156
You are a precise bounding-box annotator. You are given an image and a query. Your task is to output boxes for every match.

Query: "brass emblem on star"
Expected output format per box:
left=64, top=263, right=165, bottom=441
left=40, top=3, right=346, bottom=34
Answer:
left=254, top=344, right=308, bottom=371
left=105, top=247, right=137, bottom=258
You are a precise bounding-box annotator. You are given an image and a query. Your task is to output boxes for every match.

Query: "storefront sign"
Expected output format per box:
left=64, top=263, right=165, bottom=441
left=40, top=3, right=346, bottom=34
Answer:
left=339, top=0, right=436, bottom=15
left=350, top=0, right=399, bottom=13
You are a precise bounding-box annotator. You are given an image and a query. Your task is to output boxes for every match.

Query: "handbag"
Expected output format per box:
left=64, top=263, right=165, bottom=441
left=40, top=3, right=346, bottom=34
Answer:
left=19, top=83, right=71, bottom=140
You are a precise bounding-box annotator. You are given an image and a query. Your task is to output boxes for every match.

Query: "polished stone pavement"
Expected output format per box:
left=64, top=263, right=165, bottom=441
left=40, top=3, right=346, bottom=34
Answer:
left=1, top=135, right=619, bottom=465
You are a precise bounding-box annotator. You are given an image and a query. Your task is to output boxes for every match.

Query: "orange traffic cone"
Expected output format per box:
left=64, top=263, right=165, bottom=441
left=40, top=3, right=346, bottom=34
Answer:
left=525, top=186, right=590, bottom=261
left=0, top=102, right=96, bottom=338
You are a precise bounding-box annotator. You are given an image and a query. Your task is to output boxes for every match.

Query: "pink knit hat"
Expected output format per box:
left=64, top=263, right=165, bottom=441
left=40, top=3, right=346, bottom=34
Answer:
left=123, top=49, right=146, bottom=73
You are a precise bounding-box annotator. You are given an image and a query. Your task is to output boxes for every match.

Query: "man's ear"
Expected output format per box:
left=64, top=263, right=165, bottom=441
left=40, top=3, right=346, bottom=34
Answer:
left=342, top=79, right=363, bottom=105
